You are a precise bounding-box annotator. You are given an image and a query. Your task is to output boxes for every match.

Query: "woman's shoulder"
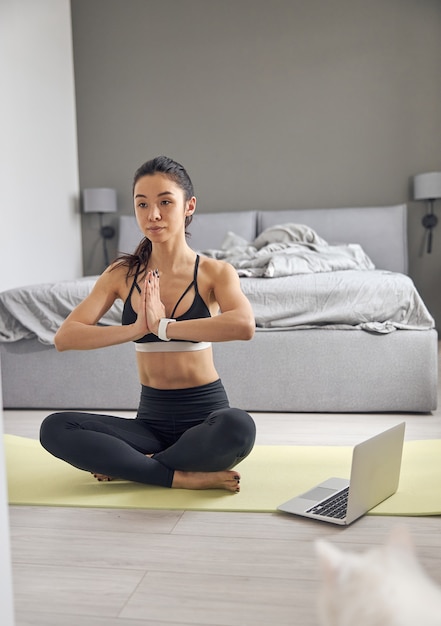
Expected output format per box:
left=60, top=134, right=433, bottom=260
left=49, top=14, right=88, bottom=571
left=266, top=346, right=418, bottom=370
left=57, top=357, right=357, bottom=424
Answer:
left=92, top=261, right=133, bottom=300
left=197, top=254, right=238, bottom=282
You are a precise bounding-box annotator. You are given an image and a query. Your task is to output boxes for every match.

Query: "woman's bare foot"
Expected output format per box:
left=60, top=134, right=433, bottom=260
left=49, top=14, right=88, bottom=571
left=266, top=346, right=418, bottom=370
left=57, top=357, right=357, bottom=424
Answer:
left=91, top=472, right=114, bottom=482
left=172, top=470, right=241, bottom=492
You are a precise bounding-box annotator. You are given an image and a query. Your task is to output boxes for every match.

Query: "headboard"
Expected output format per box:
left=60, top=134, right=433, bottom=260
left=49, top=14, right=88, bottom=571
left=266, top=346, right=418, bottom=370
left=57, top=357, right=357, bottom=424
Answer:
left=118, top=204, right=408, bottom=274
left=117, top=211, right=258, bottom=258
left=258, top=205, right=408, bottom=274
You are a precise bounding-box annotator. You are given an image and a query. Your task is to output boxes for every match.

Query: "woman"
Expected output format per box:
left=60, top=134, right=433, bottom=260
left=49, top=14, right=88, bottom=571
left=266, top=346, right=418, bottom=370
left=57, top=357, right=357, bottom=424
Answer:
left=40, top=156, right=256, bottom=493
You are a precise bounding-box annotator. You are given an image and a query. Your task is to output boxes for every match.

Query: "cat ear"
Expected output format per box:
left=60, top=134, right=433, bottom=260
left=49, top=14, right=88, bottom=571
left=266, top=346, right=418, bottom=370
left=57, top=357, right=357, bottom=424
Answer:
left=315, top=540, right=345, bottom=581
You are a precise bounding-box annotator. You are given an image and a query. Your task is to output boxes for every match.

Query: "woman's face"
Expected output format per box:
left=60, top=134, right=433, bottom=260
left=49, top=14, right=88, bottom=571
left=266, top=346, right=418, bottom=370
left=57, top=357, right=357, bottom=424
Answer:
left=133, top=173, right=195, bottom=243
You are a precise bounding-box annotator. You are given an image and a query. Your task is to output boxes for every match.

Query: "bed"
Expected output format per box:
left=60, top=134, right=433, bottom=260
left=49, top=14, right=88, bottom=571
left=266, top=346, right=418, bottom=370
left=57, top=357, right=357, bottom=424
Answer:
left=0, top=204, right=438, bottom=413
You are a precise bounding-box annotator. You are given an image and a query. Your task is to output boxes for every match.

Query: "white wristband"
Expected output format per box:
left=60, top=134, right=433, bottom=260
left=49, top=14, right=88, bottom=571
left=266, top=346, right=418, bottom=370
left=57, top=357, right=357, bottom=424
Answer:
left=158, top=318, right=176, bottom=341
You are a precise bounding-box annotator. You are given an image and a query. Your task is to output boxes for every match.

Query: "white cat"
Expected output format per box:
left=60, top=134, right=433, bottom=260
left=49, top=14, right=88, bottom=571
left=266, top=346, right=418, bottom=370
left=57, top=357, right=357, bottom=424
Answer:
left=315, top=526, right=441, bottom=626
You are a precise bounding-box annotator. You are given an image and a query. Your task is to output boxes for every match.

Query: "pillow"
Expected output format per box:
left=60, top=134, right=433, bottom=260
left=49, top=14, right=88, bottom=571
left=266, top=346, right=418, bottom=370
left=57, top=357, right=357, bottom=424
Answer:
left=188, top=211, right=257, bottom=251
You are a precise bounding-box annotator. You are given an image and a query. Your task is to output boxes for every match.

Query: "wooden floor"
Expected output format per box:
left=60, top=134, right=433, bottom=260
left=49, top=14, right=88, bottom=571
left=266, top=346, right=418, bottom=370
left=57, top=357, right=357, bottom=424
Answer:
left=4, top=347, right=441, bottom=626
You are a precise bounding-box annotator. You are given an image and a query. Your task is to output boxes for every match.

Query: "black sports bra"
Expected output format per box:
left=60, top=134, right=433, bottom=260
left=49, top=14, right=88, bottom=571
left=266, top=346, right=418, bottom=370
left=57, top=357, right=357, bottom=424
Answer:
left=121, top=255, right=211, bottom=343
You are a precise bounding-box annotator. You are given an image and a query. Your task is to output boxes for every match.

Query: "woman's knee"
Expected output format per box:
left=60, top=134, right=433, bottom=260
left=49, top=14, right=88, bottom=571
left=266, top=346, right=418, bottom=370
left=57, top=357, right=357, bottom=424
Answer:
left=208, top=407, right=256, bottom=443
left=39, top=411, right=75, bottom=448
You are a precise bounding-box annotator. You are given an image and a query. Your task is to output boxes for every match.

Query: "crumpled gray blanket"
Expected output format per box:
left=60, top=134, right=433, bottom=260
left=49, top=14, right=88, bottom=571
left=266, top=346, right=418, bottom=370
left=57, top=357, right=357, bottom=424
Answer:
left=202, top=223, right=375, bottom=277
left=0, top=277, right=122, bottom=345
left=239, top=271, right=435, bottom=333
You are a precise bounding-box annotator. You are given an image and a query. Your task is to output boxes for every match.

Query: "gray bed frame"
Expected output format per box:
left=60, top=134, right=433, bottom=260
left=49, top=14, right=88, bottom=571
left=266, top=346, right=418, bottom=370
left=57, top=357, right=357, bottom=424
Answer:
left=1, top=205, right=438, bottom=413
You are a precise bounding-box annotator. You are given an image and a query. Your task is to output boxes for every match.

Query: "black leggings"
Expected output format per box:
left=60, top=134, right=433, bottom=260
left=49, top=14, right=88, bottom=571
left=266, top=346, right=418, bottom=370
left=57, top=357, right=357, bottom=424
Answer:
left=39, top=379, right=256, bottom=488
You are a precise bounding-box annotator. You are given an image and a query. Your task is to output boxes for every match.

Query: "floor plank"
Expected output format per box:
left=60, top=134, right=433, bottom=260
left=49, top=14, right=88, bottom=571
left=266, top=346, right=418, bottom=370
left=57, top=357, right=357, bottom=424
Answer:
left=14, top=613, right=176, bottom=626
left=13, top=562, right=145, bottom=619
left=9, top=505, right=183, bottom=534
left=120, top=570, right=317, bottom=625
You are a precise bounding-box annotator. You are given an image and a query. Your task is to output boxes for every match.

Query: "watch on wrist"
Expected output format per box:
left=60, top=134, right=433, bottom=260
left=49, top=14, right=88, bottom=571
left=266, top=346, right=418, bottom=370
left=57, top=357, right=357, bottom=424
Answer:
left=158, top=318, right=176, bottom=341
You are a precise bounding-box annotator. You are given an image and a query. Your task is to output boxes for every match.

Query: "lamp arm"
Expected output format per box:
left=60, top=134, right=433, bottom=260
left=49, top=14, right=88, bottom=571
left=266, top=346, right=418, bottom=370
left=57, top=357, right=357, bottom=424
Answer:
left=421, top=199, right=438, bottom=254
left=98, top=213, right=116, bottom=267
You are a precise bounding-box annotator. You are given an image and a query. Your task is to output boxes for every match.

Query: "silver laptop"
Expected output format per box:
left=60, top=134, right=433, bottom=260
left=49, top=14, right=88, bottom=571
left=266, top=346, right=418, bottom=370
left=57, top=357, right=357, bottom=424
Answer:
left=277, top=422, right=405, bottom=526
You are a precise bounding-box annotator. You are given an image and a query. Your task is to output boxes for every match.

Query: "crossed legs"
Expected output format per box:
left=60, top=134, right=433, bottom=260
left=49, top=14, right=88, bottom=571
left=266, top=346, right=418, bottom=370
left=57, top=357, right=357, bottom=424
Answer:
left=39, top=407, right=256, bottom=492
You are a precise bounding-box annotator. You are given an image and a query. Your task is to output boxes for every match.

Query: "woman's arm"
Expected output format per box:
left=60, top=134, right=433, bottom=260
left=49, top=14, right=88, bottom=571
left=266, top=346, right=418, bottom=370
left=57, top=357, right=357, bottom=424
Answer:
left=54, top=267, right=149, bottom=351
left=145, top=260, right=255, bottom=343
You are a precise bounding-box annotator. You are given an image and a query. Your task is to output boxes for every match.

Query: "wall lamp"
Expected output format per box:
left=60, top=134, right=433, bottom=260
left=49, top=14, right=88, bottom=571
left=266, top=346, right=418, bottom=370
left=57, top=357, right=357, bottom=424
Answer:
left=413, top=172, right=441, bottom=254
left=82, top=188, right=118, bottom=266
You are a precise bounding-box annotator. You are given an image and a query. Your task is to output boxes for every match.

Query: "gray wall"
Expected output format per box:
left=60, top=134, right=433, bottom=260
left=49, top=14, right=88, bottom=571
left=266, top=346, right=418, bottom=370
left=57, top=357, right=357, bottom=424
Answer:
left=71, top=0, right=441, bottom=328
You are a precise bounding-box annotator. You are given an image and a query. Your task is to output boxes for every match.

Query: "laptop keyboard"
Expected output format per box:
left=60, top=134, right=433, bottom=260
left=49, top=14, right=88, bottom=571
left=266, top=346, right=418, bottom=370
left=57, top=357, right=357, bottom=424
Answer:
left=306, top=486, right=349, bottom=519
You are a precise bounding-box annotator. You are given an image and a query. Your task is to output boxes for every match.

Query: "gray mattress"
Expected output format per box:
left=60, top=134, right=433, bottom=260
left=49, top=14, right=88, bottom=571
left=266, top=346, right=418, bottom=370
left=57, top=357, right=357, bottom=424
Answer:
left=0, top=328, right=438, bottom=412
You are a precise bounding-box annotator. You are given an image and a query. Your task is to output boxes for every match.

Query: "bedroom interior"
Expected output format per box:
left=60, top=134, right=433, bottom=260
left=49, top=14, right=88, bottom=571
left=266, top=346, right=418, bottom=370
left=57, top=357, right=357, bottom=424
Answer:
left=1, top=204, right=438, bottom=413
left=1, top=0, right=441, bottom=625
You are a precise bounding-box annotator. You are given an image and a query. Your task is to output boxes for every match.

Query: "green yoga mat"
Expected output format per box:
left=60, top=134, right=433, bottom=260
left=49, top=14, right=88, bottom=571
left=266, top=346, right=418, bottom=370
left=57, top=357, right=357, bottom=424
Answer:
left=4, top=434, right=441, bottom=515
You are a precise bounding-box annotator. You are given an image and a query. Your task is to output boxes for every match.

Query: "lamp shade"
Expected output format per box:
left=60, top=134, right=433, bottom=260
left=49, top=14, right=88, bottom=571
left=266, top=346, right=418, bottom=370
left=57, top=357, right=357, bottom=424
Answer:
left=413, top=172, right=441, bottom=201
left=82, top=188, right=118, bottom=213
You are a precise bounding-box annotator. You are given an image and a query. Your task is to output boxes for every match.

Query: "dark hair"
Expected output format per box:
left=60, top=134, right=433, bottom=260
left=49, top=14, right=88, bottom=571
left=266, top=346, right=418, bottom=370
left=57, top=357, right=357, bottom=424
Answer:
left=113, top=156, right=195, bottom=276
left=133, top=155, right=194, bottom=201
